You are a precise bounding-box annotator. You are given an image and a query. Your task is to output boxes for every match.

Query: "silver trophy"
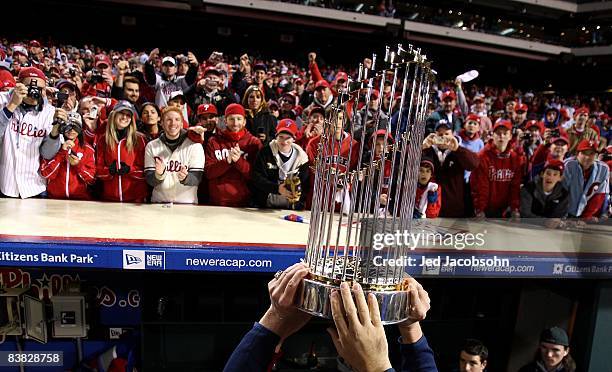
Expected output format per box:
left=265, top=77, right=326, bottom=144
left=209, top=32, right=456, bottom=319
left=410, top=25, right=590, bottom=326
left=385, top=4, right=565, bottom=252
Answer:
left=299, top=44, right=435, bottom=324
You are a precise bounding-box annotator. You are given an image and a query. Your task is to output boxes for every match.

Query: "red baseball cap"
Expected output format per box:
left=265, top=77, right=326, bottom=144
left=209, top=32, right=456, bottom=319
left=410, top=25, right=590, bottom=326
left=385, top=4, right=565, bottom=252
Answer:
left=574, top=107, right=590, bottom=117
left=525, top=120, right=543, bottom=133
left=493, top=119, right=512, bottom=132
left=0, top=70, right=16, bottom=89
left=465, top=113, right=481, bottom=124
left=94, top=54, right=111, bottom=67
left=197, top=103, right=218, bottom=116
left=335, top=71, right=348, bottom=83
left=373, top=129, right=394, bottom=144
left=371, top=89, right=380, bottom=99
left=576, top=139, right=598, bottom=153
left=442, top=90, right=456, bottom=101
left=18, top=67, right=46, bottom=81
left=552, top=136, right=569, bottom=145
left=516, top=103, right=529, bottom=113
left=315, top=80, right=330, bottom=90
left=29, top=40, right=41, bottom=48
left=544, top=159, right=565, bottom=174
left=204, top=66, right=222, bottom=76
left=276, top=119, right=298, bottom=138
left=224, top=103, right=246, bottom=118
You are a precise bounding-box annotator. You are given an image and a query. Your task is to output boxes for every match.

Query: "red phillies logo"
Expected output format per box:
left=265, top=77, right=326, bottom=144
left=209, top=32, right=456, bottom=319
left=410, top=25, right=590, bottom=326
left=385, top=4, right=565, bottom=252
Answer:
left=166, top=160, right=183, bottom=172
left=11, top=121, right=47, bottom=138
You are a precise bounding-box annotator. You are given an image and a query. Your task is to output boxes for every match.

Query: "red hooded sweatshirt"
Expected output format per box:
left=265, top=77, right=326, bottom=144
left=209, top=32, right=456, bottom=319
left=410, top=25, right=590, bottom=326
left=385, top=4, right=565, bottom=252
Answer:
left=205, top=129, right=262, bottom=207
left=470, top=142, right=524, bottom=216
left=40, top=139, right=96, bottom=200
left=96, top=132, right=148, bottom=202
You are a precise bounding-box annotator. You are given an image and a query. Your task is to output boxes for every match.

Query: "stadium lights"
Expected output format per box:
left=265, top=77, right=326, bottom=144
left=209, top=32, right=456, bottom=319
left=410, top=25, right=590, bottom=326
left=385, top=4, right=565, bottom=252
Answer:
left=500, top=28, right=516, bottom=36
left=596, top=25, right=600, bottom=30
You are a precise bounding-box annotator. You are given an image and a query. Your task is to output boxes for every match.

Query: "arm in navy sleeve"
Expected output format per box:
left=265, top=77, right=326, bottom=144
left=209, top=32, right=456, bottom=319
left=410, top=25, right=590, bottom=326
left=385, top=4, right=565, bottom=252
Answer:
left=222, top=322, right=280, bottom=372
left=399, top=335, right=438, bottom=372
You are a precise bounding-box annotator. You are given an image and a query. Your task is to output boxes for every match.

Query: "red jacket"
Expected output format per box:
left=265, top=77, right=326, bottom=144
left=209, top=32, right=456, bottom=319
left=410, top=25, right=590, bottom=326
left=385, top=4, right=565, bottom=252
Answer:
left=470, top=142, right=523, bottom=216
left=81, top=81, right=111, bottom=98
left=205, top=129, right=262, bottom=207
left=40, top=139, right=96, bottom=200
left=305, top=133, right=359, bottom=173
left=96, top=133, right=148, bottom=202
left=414, top=182, right=442, bottom=218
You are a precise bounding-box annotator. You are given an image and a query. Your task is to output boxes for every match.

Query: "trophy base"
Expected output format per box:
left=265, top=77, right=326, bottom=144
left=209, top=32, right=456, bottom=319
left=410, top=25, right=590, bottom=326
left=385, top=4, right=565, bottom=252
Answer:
left=298, top=278, right=409, bottom=325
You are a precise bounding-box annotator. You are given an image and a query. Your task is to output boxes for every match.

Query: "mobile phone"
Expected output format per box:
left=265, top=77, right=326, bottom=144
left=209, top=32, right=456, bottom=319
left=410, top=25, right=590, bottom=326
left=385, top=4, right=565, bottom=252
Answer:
left=433, top=135, right=446, bottom=145
left=89, top=105, right=99, bottom=120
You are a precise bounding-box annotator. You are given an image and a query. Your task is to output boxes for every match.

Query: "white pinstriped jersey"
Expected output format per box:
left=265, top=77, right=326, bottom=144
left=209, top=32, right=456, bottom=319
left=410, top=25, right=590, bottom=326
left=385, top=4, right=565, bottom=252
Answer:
left=144, top=137, right=205, bottom=204
left=0, top=92, right=56, bottom=198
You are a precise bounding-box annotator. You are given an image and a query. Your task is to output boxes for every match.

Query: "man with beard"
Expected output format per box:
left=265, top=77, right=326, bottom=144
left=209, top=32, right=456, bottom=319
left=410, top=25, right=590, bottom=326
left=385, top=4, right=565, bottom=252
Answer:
left=302, top=80, right=335, bottom=120
left=567, top=108, right=599, bottom=155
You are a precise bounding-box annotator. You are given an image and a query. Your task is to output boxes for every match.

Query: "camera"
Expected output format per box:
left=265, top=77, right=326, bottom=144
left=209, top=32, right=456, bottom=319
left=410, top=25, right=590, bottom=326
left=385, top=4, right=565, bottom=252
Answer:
left=27, top=80, right=42, bottom=101
left=89, top=68, right=104, bottom=84
left=550, top=128, right=560, bottom=138
left=69, top=67, right=77, bottom=77
left=521, top=132, right=533, bottom=142
left=433, top=135, right=446, bottom=145
left=55, top=92, right=69, bottom=108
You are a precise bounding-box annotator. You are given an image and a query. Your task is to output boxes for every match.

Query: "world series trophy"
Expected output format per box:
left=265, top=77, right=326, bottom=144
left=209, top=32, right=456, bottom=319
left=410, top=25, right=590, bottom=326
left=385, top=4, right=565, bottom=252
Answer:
left=298, top=44, right=435, bottom=324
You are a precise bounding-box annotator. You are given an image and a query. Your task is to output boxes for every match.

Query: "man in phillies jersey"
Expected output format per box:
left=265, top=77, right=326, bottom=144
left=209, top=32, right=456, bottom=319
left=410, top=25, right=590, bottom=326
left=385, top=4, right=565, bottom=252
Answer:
left=145, top=107, right=205, bottom=204
left=205, top=103, right=262, bottom=207
left=562, top=139, right=609, bottom=221
left=0, top=67, right=63, bottom=198
left=470, top=119, right=524, bottom=218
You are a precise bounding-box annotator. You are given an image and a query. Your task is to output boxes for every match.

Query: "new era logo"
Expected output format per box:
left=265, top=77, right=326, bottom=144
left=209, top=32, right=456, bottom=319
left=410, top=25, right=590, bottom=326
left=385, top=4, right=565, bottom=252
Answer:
left=123, top=250, right=145, bottom=270
left=125, top=254, right=142, bottom=265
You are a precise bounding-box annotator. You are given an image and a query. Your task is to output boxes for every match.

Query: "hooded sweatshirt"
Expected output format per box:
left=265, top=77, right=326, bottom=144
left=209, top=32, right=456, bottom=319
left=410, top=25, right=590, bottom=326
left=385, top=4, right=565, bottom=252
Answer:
left=40, top=138, right=96, bottom=200
left=470, top=142, right=524, bottom=216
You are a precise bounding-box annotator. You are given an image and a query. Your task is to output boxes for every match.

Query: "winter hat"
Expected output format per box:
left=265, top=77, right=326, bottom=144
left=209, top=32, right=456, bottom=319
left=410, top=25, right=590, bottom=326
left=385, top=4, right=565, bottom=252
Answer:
left=225, top=103, right=246, bottom=118
left=540, top=327, right=569, bottom=347
left=420, top=158, right=435, bottom=172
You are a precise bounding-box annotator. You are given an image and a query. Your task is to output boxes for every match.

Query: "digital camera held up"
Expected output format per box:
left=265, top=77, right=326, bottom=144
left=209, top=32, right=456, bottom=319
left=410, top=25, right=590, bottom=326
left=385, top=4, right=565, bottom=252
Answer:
left=89, top=68, right=104, bottom=84
left=27, top=80, right=42, bottom=101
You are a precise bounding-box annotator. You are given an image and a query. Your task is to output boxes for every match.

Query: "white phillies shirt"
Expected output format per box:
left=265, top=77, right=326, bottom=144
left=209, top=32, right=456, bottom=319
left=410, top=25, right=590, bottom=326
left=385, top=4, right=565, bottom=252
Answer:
left=144, top=136, right=205, bottom=204
left=0, top=92, right=56, bottom=198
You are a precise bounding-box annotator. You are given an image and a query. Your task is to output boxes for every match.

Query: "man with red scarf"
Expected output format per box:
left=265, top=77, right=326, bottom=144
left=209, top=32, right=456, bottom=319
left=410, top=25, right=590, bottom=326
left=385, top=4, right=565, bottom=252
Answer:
left=205, top=103, right=262, bottom=207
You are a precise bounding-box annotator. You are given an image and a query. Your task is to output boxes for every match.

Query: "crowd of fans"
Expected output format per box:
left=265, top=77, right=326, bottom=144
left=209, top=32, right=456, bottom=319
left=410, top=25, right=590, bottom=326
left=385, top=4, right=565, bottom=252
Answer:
left=0, top=38, right=610, bottom=227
